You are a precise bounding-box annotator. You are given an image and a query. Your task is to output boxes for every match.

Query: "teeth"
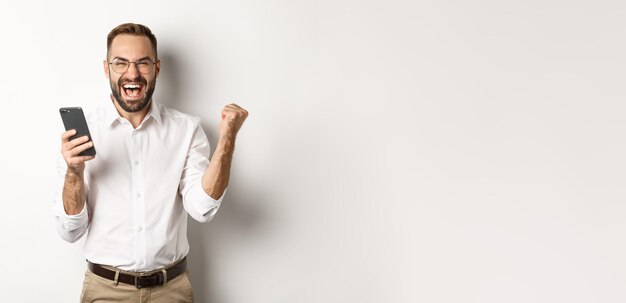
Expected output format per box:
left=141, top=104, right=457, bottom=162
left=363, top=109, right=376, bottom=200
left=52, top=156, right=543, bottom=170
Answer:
left=123, top=84, right=141, bottom=89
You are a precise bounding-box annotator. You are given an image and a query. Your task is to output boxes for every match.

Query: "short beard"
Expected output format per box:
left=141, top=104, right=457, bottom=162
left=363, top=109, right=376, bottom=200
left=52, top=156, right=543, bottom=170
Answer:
left=110, top=77, right=156, bottom=113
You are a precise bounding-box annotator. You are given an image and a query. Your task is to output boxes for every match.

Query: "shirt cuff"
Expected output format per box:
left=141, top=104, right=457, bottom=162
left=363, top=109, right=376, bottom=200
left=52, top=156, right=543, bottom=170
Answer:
left=184, top=183, right=225, bottom=222
left=55, top=199, right=89, bottom=231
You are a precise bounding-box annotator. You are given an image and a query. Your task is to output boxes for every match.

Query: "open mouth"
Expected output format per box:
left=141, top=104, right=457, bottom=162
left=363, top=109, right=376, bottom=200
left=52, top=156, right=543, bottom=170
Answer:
left=121, top=83, right=145, bottom=99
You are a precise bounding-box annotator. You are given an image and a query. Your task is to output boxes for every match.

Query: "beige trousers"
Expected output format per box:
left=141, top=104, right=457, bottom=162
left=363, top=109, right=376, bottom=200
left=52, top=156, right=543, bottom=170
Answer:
left=80, top=270, right=195, bottom=303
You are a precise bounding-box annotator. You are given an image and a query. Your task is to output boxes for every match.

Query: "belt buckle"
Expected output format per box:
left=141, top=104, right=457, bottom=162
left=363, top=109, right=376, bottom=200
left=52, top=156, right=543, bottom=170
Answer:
left=134, top=273, right=161, bottom=289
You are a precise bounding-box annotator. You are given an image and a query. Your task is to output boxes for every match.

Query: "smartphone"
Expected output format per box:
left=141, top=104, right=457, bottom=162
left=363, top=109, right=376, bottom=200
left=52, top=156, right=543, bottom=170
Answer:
left=59, top=107, right=96, bottom=156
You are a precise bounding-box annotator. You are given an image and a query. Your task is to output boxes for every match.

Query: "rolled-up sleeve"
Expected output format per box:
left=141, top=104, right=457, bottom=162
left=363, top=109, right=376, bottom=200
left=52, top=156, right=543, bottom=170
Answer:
left=179, top=120, right=224, bottom=223
left=52, top=156, right=89, bottom=243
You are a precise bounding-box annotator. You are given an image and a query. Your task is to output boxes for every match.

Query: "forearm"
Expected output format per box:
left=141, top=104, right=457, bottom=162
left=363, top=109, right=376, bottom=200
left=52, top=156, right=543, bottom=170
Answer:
left=201, top=134, right=235, bottom=199
left=62, top=170, right=86, bottom=215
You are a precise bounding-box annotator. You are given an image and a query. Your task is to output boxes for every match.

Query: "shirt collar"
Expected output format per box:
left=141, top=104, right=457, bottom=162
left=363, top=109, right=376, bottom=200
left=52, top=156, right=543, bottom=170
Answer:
left=105, top=98, right=162, bottom=127
left=146, top=100, right=162, bottom=125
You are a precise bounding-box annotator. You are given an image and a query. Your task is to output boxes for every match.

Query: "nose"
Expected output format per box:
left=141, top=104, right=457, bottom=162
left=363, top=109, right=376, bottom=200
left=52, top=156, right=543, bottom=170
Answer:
left=125, top=62, right=141, bottom=78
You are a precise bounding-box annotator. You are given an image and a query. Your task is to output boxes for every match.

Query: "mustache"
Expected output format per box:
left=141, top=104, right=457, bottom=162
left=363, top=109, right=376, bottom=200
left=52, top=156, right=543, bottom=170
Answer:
left=118, top=77, right=147, bottom=86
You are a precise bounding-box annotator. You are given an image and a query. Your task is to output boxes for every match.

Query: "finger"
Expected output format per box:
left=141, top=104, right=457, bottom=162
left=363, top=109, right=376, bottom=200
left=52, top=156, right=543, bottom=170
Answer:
left=68, top=141, right=94, bottom=157
left=223, top=103, right=241, bottom=111
left=226, top=104, right=248, bottom=116
left=61, top=129, right=77, bottom=142
left=221, top=110, right=230, bottom=117
left=229, top=108, right=248, bottom=118
left=63, top=136, right=91, bottom=151
left=69, top=135, right=91, bottom=145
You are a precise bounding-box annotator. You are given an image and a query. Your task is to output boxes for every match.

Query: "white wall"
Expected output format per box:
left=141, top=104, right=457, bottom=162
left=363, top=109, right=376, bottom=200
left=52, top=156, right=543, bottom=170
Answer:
left=1, top=0, right=625, bottom=302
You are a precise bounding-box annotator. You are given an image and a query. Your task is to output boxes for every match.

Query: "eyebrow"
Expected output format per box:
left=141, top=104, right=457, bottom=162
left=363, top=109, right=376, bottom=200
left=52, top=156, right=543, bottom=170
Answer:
left=112, top=56, right=154, bottom=62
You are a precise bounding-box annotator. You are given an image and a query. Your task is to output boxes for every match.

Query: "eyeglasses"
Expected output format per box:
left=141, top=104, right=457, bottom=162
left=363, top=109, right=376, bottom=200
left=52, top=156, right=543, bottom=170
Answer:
left=107, top=58, right=157, bottom=74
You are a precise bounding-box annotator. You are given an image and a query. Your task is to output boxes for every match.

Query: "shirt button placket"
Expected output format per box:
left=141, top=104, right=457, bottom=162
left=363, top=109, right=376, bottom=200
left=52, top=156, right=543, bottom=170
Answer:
left=131, top=131, right=147, bottom=270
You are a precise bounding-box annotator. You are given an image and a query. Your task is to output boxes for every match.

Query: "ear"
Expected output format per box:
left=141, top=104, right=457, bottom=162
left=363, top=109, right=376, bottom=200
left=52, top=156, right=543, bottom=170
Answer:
left=155, top=59, right=161, bottom=78
left=103, top=60, right=110, bottom=79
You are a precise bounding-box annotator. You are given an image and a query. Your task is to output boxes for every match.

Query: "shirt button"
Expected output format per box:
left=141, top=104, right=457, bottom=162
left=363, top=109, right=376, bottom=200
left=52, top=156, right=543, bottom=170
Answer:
left=138, top=226, right=143, bottom=231
left=134, top=161, right=140, bottom=165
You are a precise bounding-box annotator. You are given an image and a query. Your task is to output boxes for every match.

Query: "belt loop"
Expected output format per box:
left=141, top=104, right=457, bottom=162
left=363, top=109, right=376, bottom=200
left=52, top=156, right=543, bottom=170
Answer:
left=113, top=269, right=120, bottom=286
left=161, top=269, right=168, bottom=285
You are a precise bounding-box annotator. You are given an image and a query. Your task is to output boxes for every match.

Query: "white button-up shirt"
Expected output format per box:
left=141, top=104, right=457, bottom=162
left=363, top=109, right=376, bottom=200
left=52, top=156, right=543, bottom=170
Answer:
left=53, top=101, right=223, bottom=272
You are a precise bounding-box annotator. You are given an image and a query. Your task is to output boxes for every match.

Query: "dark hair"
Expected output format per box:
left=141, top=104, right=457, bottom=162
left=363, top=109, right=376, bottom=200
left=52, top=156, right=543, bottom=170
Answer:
left=107, top=23, right=158, bottom=59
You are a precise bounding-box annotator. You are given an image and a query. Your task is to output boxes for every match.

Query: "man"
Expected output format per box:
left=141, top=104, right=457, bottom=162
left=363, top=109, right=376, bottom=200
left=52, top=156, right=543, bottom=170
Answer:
left=53, top=23, right=248, bottom=302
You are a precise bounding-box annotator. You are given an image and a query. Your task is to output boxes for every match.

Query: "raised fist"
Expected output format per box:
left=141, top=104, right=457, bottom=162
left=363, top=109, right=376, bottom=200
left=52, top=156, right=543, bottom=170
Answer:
left=219, top=103, right=248, bottom=137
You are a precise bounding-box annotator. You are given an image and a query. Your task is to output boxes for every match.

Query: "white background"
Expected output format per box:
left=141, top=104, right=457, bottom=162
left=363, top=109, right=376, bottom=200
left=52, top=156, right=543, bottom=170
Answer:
left=1, top=0, right=625, bottom=302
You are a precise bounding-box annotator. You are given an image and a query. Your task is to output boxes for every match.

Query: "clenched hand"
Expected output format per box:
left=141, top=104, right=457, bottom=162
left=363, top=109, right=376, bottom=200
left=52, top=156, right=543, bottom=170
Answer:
left=219, top=103, right=248, bottom=138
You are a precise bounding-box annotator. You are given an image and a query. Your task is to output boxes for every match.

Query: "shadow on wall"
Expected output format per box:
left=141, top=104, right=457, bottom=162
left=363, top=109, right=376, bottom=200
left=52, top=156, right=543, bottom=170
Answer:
left=153, top=50, right=181, bottom=109
left=158, top=48, right=268, bottom=303
left=187, top=182, right=267, bottom=303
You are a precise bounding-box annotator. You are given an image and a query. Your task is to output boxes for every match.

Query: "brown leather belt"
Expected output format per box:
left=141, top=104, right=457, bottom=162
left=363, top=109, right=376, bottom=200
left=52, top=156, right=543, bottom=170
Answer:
left=87, top=257, right=187, bottom=289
